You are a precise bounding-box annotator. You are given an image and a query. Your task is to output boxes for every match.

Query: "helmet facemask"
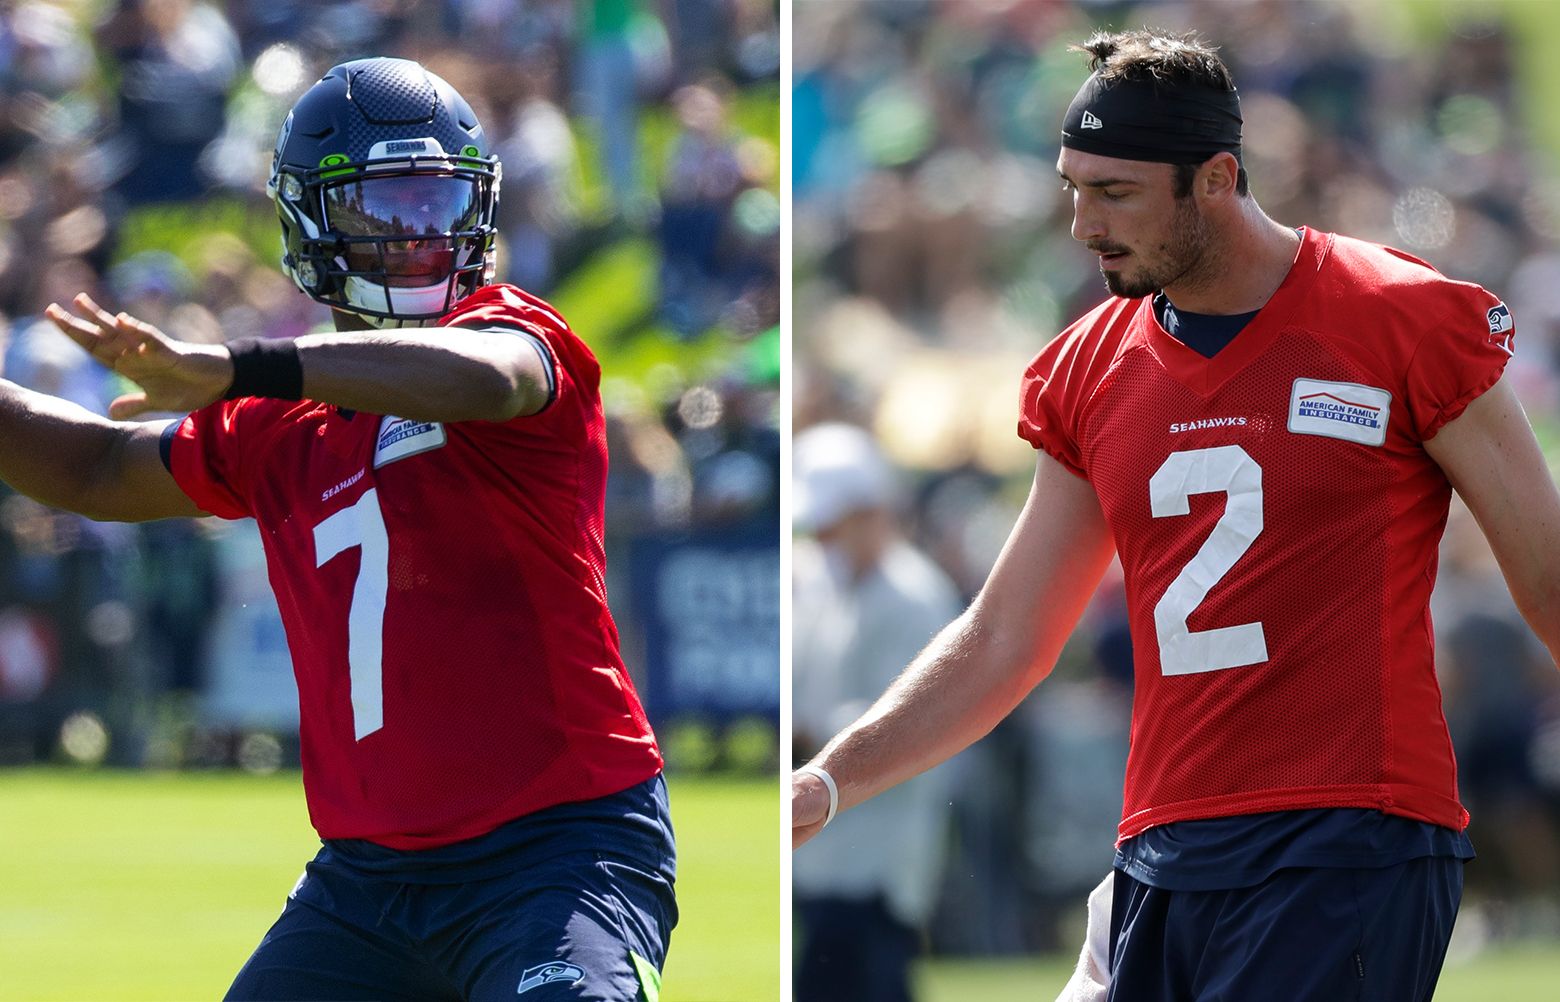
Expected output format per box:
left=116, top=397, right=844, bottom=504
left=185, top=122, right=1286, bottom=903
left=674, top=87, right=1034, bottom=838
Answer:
left=271, top=141, right=500, bottom=328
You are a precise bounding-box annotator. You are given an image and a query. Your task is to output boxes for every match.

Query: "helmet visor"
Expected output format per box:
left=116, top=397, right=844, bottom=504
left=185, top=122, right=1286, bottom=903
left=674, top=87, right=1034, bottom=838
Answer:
left=323, top=174, right=483, bottom=287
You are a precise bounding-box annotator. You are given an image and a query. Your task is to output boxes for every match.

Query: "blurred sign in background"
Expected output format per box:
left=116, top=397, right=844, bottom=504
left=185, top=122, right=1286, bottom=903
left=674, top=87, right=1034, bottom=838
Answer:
left=632, top=523, right=780, bottom=769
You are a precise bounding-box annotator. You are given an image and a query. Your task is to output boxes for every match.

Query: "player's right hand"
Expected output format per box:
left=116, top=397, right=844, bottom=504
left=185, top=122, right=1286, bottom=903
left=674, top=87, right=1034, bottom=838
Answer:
left=791, top=770, right=830, bottom=850
left=46, top=293, right=234, bottom=419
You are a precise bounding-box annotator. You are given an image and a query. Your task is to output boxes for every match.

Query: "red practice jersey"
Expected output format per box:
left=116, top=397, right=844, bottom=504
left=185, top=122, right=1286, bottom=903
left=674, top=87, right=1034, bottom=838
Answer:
left=1019, top=228, right=1513, bottom=841
left=171, top=284, right=662, bottom=848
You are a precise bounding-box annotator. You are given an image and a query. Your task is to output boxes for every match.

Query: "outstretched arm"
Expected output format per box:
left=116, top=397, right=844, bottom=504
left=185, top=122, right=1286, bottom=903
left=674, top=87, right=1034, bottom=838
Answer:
left=2, top=290, right=554, bottom=524
left=792, top=450, right=1117, bottom=848
left=46, top=293, right=551, bottom=424
left=294, top=326, right=551, bottom=422
left=1425, top=375, right=1560, bottom=663
left=0, top=383, right=200, bottom=521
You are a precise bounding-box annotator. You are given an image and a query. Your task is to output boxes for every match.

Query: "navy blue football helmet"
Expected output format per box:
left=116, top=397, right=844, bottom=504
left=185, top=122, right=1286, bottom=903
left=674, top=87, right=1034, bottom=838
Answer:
left=267, top=58, right=501, bottom=326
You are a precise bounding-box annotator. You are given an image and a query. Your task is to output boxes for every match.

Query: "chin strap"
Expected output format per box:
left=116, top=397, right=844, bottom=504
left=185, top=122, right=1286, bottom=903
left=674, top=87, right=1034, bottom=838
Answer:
left=341, top=275, right=461, bottom=326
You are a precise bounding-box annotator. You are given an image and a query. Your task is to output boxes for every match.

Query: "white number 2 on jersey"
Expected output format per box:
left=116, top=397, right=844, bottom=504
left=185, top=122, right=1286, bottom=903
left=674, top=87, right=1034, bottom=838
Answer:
left=1149, top=446, right=1268, bottom=676
left=313, top=488, right=389, bottom=739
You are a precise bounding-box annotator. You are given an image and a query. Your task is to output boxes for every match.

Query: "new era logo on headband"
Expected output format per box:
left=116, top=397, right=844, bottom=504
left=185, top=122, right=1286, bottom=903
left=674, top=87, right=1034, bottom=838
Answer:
left=1062, top=71, right=1242, bottom=164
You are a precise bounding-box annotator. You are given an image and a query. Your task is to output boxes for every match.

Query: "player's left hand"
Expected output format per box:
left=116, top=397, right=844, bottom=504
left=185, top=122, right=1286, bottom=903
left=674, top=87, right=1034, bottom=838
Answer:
left=45, top=293, right=234, bottom=419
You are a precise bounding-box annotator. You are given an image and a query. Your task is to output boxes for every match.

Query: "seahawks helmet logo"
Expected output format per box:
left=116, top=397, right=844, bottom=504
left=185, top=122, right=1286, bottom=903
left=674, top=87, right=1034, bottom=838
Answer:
left=517, top=962, right=585, bottom=994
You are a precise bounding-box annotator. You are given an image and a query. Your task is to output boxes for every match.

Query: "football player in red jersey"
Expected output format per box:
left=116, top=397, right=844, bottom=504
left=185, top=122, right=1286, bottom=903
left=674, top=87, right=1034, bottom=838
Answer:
left=793, top=29, right=1560, bottom=1002
left=18, top=58, right=675, bottom=1001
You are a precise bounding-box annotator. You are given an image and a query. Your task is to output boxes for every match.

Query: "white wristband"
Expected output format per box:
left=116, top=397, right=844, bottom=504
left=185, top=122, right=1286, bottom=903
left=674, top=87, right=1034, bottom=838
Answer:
left=797, top=765, right=839, bottom=828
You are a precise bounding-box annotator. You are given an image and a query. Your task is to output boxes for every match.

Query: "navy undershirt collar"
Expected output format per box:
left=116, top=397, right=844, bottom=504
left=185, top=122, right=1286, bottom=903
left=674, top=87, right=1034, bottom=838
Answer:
left=1154, top=293, right=1261, bottom=359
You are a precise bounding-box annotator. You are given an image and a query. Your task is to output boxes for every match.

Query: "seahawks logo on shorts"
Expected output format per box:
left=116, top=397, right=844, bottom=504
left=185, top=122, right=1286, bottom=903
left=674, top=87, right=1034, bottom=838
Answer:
left=517, top=962, right=585, bottom=994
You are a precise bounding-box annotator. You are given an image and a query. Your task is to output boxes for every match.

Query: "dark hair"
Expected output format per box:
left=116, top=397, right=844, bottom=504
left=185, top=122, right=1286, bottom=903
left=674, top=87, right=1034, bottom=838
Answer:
left=1071, top=28, right=1235, bottom=88
left=1075, top=29, right=1250, bottom=198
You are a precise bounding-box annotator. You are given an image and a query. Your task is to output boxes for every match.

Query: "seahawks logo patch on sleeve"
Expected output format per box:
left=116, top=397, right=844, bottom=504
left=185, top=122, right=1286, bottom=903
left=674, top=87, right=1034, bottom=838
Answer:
left=1487, top=302, right=1514, bottom=354
left=1487, top=303, right=1513, bottom=334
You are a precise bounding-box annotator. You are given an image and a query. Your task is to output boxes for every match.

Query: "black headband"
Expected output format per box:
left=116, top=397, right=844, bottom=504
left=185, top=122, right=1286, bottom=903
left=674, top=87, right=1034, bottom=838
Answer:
left=1061, top=71, right=1242, bottom=165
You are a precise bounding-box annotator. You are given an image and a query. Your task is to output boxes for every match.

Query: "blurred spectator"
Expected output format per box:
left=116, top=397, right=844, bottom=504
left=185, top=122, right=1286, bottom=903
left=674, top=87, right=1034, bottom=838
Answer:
left=659, top=79, right=773, bottom=336
left=793, top=423, right=961, bottom=1002
left=1435, top=500, right=1560, bottom=933
left=99, top=0, right=241, bottom=202
left=495, top=46, right=580, bottom=292
left=665, top=0, right=731, bottom=82
left=576, top=0, right=646, bottom=223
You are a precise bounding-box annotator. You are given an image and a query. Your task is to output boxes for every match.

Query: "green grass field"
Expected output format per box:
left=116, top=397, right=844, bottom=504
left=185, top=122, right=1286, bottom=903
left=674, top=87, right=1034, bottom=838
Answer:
left=0, top=769, right=778, bottom=1002
left=916, top=944, right=1560, bottom=1001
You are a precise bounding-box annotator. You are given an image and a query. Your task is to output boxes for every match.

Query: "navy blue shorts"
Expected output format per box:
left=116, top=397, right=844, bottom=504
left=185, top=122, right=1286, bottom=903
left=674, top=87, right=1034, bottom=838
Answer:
left=226, top=775, right=677, bottom=1002
left=1108, top=856, right=1463, bottom=1002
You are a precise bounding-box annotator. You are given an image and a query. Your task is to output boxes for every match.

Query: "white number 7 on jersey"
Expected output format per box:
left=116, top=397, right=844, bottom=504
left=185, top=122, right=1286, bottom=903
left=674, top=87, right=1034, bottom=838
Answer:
left=1149, top=446, right=1268, bottom=676
left=313, top=488, right=389, bottom=739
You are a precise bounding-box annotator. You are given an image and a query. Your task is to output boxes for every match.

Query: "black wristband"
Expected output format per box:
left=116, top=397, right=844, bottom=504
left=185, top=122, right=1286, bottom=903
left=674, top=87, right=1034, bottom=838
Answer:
left=224, top=337, right=304, bottom=401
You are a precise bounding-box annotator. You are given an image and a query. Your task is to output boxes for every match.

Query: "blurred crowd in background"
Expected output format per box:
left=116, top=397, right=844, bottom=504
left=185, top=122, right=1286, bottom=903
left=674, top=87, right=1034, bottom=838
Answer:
left=792, top=0, right=1560, bottom=976
left=0, top=0, right=781, bottom=775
